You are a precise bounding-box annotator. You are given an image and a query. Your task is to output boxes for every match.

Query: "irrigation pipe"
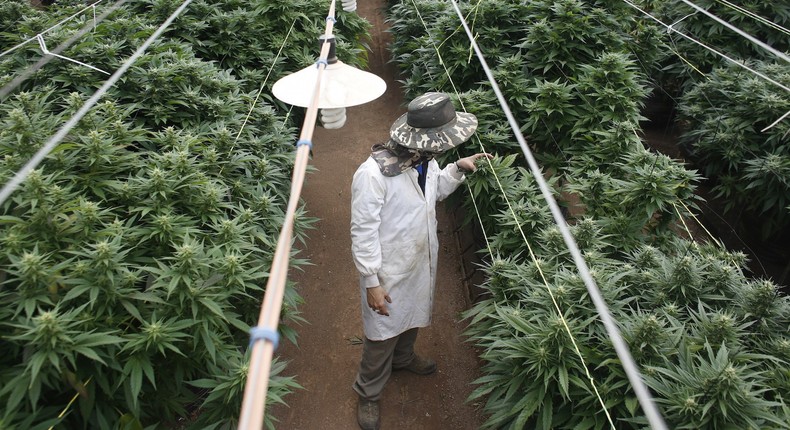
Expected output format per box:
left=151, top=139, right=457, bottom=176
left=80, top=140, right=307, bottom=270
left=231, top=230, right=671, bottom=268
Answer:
left=0, top=0, right=195, bottom=207
left=448, top=1, right=668, bottom=428
left=237, top=1, right=337, bottom=428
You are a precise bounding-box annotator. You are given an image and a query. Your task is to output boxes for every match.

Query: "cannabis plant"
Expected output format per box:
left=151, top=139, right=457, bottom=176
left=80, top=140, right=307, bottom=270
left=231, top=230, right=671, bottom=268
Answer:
left=0, top=0, right=352, bottom=427
left=635, top=0, right=790, bottom=90
left=387, top=0, right=790, bottom=428
left=465, top=235, right=789, bottom=429
left=679, top=60, right=790, bottom=238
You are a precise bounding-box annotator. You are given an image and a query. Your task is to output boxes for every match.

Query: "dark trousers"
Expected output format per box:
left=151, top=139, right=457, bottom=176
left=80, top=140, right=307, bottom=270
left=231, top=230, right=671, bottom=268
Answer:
left=352, top=328, right=418, bottom=401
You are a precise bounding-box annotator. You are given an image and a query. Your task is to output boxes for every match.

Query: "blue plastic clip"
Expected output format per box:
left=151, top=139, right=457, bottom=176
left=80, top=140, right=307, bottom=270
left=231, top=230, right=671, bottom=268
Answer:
left=249, top=326, right=279, bottom=350
left=326, top=16, right=336, bottom=23
left=315, top=58, right=329, bottom=68
left=296, top=139, right=313, bottom=150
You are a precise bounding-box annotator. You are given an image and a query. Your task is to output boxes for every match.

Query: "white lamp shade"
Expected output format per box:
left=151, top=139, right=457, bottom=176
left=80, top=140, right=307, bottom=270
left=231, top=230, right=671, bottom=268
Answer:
left=272, top=60, right=387, bottom=109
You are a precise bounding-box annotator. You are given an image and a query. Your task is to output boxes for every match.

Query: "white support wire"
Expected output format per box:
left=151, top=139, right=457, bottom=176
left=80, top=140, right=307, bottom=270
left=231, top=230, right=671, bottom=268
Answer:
left=0, top=0, right=104, bottom=59
left=678, top=0, right=790, bottom=64
left=651, top=3, right=790, bottom=133
left=714, top=0, right=790, bottom=36
left=0, top=37, right=37, bottom=60
left=407, top=0, right=622, bottom=424
left=405, top=3, right=615, bottom=424
left=0, top=0, right=195, bottom=208
left=34, top=33, right=109, bottom=75
left=229, top=20, right=297, bottom=153
left=92, top=3, right=98, bottom=33
left=0, top=0, right=129, bottom=100
left=762, top=109, right=790, bottom=133
left=622, top=0, right=790, bottom=94
left=667, top=12, right=696, bottom=33
left=448, top=1, right=669, bottom=428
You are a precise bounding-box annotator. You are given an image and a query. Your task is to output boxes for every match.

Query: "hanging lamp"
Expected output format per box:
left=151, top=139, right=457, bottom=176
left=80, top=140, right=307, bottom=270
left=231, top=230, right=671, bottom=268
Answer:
left=272, top=35, right=386, bottom=129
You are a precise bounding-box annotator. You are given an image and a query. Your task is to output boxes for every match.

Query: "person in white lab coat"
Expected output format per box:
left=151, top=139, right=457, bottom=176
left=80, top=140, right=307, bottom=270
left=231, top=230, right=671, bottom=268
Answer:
left=350, top=92, right=491, bottom=430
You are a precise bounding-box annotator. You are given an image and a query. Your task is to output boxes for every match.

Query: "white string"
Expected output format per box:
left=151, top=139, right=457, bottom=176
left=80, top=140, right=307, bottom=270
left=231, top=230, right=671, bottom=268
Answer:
left=714, top=0, right=790, bottom=36
left=0, top=0, right=129, bottom=100
left=761, top=109, right=790, bottom=133
left=464, top=181, right=494, bottom=260
left=622, top=0, right=790, bottom=94
left=679, top=0, right=790, bottom=64
left=0, top=0, right=195, bottom=208
left=0, top=37, right=37, bottom=60
left=406, top=0, right=500, bottom=264
left=668, top=12, right=696, bottom=33
left=34, top=33, right=109, bottom=75
left=230, top=20, right=298, bottom=151
left=448, top=1, right=669, bottom=428
left=0, top=0, right=104, bottom=59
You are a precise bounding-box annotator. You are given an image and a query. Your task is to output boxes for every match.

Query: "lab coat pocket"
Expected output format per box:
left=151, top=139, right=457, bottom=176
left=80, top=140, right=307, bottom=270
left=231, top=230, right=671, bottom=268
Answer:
left=380, top=240, right=418, bottom=275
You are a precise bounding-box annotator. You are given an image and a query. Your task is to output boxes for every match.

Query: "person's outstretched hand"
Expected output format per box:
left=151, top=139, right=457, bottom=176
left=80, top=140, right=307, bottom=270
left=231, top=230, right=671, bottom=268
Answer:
left=367, top=286, right=392, bottom=316
left=457, top=152, right=493, bottom=173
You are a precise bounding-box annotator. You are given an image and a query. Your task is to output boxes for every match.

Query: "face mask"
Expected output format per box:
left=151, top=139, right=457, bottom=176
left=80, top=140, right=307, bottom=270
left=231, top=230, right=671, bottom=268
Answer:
left=371, top=140, right=437, bottom=177
left=408, top=149, right=435, bottom=163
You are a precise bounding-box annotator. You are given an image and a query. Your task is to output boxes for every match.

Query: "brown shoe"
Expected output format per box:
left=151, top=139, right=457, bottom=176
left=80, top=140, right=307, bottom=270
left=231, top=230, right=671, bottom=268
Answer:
left=357, top=397, right=380, bottom=430
left=394, top=355, right=436, bottom=375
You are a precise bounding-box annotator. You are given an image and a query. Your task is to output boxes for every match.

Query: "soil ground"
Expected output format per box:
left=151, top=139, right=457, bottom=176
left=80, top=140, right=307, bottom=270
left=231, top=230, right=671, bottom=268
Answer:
left=269, top=1, right=486, bottom=429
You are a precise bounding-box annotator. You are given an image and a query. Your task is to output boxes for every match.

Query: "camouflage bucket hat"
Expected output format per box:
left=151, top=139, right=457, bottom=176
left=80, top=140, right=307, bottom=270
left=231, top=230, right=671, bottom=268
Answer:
left=389, top=92, right=478, bottom=153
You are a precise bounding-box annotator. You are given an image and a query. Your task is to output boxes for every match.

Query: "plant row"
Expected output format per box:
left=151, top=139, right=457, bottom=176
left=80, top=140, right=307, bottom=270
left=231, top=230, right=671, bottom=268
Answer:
left=387, top=0, right=789, bottom=428
left=640, top=0, right=790, bottom=239
left=0, top=0, right=369, bottom=428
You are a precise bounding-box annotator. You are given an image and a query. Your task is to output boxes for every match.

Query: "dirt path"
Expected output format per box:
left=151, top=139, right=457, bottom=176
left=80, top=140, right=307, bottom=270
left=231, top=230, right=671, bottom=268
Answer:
left=269, top=1, right=485, bottom=429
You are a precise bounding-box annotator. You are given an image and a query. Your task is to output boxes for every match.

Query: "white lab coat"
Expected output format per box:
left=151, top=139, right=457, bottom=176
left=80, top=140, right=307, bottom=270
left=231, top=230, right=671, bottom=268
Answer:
left=350, top=157, right=465, bottom=341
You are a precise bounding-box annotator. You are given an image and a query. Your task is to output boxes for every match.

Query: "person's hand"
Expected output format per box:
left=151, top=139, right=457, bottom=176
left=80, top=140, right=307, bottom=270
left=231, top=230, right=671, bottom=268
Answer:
left=366, top=286, right=392, bottom=316
left=456, top=152, right=493, bottom=173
